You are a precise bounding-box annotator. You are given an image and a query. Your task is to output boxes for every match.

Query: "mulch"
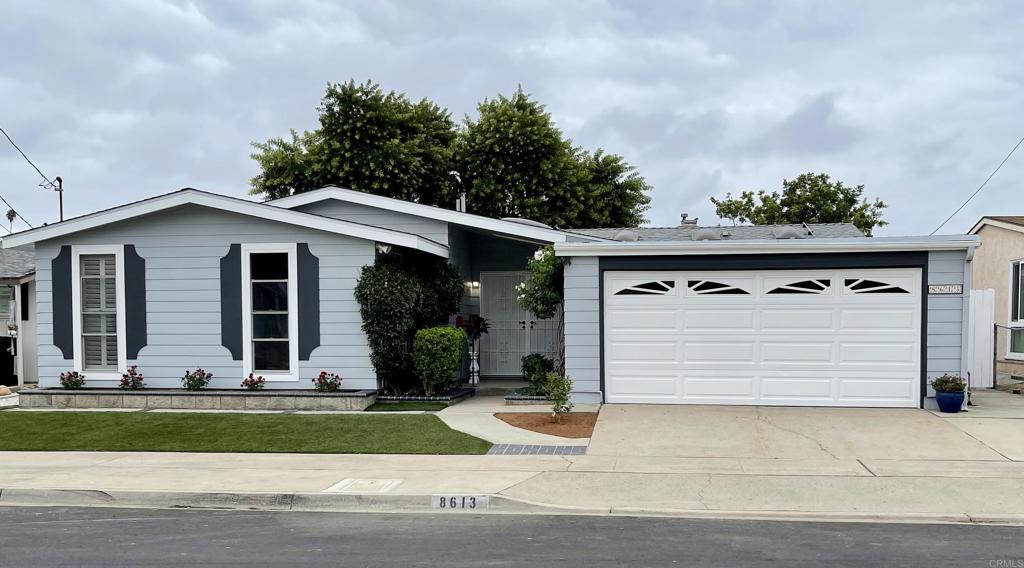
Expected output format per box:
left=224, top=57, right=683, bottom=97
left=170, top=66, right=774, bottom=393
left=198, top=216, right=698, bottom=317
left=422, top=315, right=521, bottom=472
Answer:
left=493, top=412, right=598, bottom=439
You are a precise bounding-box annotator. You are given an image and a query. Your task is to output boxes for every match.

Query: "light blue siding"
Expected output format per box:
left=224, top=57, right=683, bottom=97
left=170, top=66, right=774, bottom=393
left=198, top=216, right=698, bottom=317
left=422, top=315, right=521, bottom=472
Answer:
left=294, top=200, right=448, bottom=244
left=563, top=256, right=601, bottom=403
left=926, top=249, right=969, bottom=397
left=35, top=204, right=377, bottom=390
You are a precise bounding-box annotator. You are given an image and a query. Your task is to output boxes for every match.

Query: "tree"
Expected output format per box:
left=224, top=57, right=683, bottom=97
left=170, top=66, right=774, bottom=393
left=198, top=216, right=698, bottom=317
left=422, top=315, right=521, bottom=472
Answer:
left=250, top=80, right=457, bottom=204
left=5, top=209, right=15, bottom=233
left=710, top=172, right=887, bottom=236
left=250, top=81, right=652, bottom=228
left=577, top=150, right=651, bottom=228
left=454, top=88, right=650, bottom=228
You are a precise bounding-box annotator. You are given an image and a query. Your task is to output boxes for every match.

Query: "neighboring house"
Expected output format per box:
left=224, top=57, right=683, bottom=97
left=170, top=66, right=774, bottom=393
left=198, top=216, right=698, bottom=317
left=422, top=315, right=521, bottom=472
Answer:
left=0, top=247, right=36, bottom=388
left=0, top=186, right=978, bottom=409
left=969, top=216, right=1024, bottom=381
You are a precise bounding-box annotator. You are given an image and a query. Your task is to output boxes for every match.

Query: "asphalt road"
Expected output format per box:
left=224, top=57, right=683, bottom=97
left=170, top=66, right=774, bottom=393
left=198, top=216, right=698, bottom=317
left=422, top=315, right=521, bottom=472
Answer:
left=1, top=506, right=1023, bottom=567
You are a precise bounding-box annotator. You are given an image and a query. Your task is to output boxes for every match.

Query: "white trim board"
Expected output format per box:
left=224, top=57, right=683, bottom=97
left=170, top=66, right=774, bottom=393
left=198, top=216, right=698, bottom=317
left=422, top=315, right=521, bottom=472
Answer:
left=969, top=217, right=1024, bottom=236
left=267, top=186, right=604, bottom=244
left=241, top=243, right=300, bottom=382
left=554, top=235, right=980, bottom=257
left=1, top=189, right=449, bottom=258
left=70, top=245, right=127, bottom=381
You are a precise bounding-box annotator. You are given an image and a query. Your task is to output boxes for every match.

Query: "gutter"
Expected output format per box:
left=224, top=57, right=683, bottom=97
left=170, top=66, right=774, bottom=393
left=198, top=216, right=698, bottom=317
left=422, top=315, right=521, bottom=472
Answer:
left=553, top=235, right=981, bottom=257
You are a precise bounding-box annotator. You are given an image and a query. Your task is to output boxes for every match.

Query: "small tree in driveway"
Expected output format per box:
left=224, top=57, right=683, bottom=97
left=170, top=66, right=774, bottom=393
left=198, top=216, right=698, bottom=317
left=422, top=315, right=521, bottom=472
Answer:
left=517, top=246, right=568, bottom=373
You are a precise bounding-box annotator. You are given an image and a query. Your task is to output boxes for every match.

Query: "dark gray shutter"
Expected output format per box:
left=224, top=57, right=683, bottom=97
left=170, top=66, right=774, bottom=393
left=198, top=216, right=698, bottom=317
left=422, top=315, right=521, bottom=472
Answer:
left=51, top=245, right=73, bottom=359
left=297, top=243, right=320, bottom=360
left=220, top=244, right=242, bottom=360
left=124, top=245, right=147, bottom=359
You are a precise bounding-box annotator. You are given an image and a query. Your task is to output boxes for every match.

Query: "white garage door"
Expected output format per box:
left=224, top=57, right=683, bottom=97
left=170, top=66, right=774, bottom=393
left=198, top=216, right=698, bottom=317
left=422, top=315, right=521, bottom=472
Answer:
left=603, top=269, right=922, bottom=407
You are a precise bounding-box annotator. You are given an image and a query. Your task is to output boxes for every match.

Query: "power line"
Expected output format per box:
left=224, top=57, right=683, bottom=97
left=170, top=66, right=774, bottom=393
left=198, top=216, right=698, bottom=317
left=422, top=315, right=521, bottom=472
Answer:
left=0, top=125, right=45, bottom=229
left=931, top=134, right=1024, bottom=235
left=0, top=125, right=59, bottom=190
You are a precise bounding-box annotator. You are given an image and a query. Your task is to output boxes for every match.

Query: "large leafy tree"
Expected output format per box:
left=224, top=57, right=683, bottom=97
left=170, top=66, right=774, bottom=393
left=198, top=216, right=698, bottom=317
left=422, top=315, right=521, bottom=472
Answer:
left=454, top=88, right=584, bottom=227
left=577, top=150, right=652, bottom=228
left=710, top=172, right=887, bottom=236
left=454, top=88, right=650, bottom=228
left=251, top=81, right=652, bottom=228
left=250, top=80, right=457, bottom=204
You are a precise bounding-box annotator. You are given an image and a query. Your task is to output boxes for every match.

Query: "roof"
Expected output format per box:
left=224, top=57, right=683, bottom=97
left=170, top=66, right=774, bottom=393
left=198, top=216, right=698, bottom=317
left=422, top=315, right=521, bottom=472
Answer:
left=970, top=216, right=1024, bottom=235
left=0, top=188, right=449, bottom=258
left=267, top=186, right=608, bottom=244
left=567, top=223, right=865, bottom=241
left=554, top=234, right=980, bottom=257
left=0, top=246, right=34, bottom=279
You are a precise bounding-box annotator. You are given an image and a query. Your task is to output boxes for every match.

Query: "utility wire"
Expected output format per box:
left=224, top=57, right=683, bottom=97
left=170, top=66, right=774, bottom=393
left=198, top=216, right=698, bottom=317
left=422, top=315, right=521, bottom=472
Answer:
left=0, top=125, right=58, bottom=190
left=931, top=134, right=1024, bottom=235
left=0, top=125, right=43, bottom=229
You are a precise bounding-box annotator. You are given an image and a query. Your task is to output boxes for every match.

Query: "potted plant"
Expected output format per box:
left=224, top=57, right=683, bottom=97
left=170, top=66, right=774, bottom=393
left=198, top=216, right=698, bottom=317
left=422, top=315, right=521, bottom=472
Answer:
left=932, top=374, right=967, bottom=413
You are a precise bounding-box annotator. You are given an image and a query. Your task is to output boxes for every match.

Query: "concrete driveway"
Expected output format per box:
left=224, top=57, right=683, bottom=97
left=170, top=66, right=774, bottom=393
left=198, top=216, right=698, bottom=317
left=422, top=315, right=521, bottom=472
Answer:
left=588, top=391, right=1022, bottom=461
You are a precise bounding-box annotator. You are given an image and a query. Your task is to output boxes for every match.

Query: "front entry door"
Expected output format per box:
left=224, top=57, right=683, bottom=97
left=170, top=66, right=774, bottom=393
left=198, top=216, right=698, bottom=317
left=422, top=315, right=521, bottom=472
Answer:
left=479, top=271, right=559, bottom=376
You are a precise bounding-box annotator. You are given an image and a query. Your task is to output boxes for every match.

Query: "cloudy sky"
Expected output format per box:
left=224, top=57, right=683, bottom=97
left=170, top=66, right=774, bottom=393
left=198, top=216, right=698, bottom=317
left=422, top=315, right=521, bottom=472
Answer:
left=1, top=0, right=1022, bottom=235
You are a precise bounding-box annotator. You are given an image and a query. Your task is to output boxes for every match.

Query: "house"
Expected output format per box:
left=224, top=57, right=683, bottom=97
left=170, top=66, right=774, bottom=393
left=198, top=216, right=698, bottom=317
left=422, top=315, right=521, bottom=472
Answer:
left=0, top=247, right=36, bottom=388
left=1, top=186, right=978, bottom=409
left=969, top=216, right=1024, bottom=382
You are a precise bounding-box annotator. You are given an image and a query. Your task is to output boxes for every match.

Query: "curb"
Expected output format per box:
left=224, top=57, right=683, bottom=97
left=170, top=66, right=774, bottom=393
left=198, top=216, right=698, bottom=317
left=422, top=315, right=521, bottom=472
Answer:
left=3, top=488, right=1024, bottom=525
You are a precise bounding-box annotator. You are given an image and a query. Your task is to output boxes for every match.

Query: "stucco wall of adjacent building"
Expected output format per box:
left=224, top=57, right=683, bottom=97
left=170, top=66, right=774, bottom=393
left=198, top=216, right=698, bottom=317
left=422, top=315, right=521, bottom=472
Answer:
left=971, top=224, right=1024, bottom=377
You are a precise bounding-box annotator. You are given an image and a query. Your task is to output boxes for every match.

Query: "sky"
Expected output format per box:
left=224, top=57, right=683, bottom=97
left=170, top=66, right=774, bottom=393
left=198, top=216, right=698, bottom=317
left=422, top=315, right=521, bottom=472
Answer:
left=1, top=0, right=1022, bottom=236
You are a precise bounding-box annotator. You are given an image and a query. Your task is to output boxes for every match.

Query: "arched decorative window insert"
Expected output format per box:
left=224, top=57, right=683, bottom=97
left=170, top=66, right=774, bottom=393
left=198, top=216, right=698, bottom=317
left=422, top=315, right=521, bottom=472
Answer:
left=614, top=280, right=675, bottom=296
left=767, top=279, right=831, bottom=294
left=844, top=278, right=910, bottom=294
left=687, top=280, right=750, bottom=295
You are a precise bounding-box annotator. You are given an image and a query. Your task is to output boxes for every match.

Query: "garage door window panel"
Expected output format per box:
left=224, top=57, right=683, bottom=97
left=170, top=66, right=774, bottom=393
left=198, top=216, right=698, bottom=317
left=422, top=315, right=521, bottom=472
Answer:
left=845, top=278, right=910, bottom=294
left=767, top=279, right=831, bottom=294
left=614, top=281, right=675, bottom=296
left=687, top=280, right=750, bottom=295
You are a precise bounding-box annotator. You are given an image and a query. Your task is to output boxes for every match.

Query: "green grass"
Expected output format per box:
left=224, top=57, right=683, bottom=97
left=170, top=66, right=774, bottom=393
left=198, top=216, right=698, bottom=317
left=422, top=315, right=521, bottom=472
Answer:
left=366, top=401, right=449, bottom=412
left=0, top=412, right=491, bottom=454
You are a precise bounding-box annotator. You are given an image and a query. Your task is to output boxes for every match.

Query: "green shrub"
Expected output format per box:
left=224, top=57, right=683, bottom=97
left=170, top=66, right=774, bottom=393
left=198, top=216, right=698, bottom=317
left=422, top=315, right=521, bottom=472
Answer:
left=545, top=372, right=573, bottom=420
left=355, top=257, right=465, bottom=393
left=931, top=374, right=967, bottom=392
left=413, top=327, right=467, bottom=396
left=517, top=246, right=566, bottom=320
left=521, top=353, right=555, bottom=395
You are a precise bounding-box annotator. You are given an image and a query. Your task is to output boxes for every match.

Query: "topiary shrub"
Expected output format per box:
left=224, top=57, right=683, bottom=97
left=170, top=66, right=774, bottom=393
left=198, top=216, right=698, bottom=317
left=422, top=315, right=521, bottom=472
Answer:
left=521, top=353, right=555, bottom=395
left=354, top=263, right=419, bottom=391
left=413, top=326, right=467, bottom=396
left=355, top=253, right=465, bottom=394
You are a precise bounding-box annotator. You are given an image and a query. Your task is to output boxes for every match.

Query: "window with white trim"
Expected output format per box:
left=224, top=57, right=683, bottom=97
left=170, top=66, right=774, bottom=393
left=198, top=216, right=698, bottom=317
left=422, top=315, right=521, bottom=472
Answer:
left=71, top=248, right=126, bottom=376
left=81, top=255, right=118, bottom=370
left=242, top=244, right=298, bottom=379
left=1011, top=260, right=1024, bottom=357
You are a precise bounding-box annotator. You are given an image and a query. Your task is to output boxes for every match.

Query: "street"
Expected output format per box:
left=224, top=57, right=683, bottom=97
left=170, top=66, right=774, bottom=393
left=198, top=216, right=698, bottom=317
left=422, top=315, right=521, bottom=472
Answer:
left=0, top=506, right=1022, bottom=567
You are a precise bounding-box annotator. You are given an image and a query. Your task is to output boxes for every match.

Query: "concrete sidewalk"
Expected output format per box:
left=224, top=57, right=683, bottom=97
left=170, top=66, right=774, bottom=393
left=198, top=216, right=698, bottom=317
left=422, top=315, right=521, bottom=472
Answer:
left=4, top=451, right=1024, bottom=523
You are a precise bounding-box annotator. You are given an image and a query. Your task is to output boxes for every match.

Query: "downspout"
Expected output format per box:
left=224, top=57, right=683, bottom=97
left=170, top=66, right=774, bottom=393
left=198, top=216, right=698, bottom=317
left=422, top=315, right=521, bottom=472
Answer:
left=963, top=246, right=975, bottom=407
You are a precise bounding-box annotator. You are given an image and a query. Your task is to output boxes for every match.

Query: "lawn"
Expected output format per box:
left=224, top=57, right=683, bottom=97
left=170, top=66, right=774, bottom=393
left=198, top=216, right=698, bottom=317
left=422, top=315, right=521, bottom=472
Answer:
left=0, top=412, right=491, bottom=454
left=366, top=401, right=449, bottom=412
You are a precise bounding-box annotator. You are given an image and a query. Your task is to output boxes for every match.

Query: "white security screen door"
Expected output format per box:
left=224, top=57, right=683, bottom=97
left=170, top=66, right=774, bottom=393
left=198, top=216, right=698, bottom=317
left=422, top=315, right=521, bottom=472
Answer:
left=479, top=271, right=559, bottom=376
left=603, top=269, right=922, bottom=407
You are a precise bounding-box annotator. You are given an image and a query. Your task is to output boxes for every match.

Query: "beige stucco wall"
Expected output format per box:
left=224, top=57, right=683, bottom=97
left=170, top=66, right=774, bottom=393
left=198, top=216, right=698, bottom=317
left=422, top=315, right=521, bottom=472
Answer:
left=971, top=224, right=1024, bottom=377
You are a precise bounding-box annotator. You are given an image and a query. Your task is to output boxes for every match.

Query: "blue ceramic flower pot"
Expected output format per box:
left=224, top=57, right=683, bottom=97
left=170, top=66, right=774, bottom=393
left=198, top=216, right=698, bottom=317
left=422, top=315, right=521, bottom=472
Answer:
left=935, top=390, right=965, bottom=413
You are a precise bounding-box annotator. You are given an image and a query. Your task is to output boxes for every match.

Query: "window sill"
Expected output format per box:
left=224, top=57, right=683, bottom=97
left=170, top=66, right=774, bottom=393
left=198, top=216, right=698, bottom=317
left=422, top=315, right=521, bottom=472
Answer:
left=1006, top=353, right=1024, bottom=362
left=257, top=373, right=300, bottom=383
